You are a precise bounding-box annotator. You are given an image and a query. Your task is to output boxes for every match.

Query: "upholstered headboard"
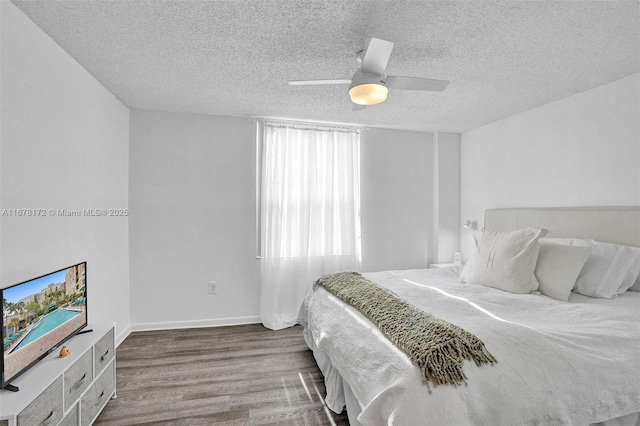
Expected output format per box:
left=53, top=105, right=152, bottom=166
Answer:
left=484, top=207, right=640, bottom=248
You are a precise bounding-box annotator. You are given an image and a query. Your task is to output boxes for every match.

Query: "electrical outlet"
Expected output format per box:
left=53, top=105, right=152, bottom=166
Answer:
left=208, top=282, right=218, bottom=294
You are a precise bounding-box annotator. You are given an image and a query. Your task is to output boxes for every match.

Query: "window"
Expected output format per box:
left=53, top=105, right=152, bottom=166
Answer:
left=257, top=121, right=362, bottom=329
left=258, top=122, right=361, bottom=260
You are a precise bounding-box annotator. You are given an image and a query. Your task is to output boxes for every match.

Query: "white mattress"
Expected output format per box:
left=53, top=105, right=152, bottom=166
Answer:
left=298, top=267, right=640, bottom=426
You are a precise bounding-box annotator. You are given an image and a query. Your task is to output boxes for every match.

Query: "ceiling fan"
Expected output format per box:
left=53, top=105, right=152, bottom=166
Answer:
left=288, top=38, right=449, bottom=108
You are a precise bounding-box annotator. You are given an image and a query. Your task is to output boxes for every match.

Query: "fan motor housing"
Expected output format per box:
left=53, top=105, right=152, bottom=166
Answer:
left=349, top=69, right=386, bottom=90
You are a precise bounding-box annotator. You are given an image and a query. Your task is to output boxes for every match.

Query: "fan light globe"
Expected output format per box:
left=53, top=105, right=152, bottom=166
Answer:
left=349, top=83, right=388, bottom=105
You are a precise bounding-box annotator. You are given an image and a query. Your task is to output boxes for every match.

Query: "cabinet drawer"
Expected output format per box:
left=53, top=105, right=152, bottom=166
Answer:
left=18, top=376, right=63, bottom=426
left=80, top=362, right=115, bottom=426
left=64, top=349, right=93, bottom=411
left=94, top=328, right=114, bottom=375
left=59, top=404, right=78, bottom=426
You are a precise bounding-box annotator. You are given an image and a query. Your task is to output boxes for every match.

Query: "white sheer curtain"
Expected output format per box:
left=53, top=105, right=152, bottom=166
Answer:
left=259, top=122, right=361, bottom=330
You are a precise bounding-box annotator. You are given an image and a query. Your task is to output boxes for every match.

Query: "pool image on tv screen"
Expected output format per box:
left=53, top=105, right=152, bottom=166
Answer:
left=2, top=263, right=87, bottom=387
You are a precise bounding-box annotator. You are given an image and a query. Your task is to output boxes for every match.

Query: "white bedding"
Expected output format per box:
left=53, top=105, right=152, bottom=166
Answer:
left=298, top=267, right=640, bottom=426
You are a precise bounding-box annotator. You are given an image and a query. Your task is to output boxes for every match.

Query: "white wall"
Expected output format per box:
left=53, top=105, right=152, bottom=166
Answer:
left=360, top=128, right=435, bottom=271
left=434, top=132, right=461, bottom=263
left=129, top=116, right=441, bottom=328
left=460, top=73, right=640, bottom=259
left=129, top=111, right=261, bottom=329
left=1, top=2, right=131, bottom=343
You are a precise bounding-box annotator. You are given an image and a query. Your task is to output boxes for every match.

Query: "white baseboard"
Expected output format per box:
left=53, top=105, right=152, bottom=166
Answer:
left=130, top=316, right=261, bottom=332
left=115, top=324, right=132, bottom=348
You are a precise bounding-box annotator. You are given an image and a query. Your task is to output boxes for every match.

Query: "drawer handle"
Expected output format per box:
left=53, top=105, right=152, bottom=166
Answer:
left=94, top=390, right=105, bottom=407
left=70, top=372, right=87, bottom=392
left=40, top=410, right=55, bottom=425
left=100, top=349, right=110, bottom=361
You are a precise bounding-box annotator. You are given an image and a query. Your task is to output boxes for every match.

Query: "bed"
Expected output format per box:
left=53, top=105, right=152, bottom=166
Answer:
left=298, top=207, right=640, bottom=426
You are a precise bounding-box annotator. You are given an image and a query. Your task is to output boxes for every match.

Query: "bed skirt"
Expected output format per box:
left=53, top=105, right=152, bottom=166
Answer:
left=302, top=326, right=363, bottom=426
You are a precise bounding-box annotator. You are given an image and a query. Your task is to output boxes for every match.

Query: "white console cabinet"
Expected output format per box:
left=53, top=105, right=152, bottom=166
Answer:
left=0, top=324, right=116, bottom=426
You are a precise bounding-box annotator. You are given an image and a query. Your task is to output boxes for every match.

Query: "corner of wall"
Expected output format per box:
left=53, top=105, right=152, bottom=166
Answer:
left=433, top=132, right=462, bottom=264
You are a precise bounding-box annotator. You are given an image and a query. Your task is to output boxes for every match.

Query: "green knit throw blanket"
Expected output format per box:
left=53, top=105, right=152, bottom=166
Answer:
left=314, top=271, right=497, bottom=387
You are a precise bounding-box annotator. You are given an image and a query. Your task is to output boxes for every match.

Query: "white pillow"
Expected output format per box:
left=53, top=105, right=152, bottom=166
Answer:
left=534, top=241, right=591, bottom=302
left=621, top=255, right=640, bottom=293
left=543, top=238, right=640, bottom=298
left=629, top=251, right=640, bottom=292
left=460, top=227, right=548, bottom=294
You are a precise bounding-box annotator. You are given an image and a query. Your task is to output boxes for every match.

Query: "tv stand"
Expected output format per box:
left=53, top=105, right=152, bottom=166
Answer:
left=2, top=384, right=19, bottom=392
left=76, top=328, right=93, bottom=335
left=0, top=324, right=115, bottom=426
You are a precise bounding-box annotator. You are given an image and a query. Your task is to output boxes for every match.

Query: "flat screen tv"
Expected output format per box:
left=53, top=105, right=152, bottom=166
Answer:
left=1, top=262, right=87, bottom=391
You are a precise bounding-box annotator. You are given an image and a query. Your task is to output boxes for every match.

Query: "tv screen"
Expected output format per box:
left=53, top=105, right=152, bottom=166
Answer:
left=1, top=262, right=87, bottom=389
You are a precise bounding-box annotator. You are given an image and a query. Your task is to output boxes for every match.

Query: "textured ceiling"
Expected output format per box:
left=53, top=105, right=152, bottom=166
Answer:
left=10, top=0, right=640, bottom=133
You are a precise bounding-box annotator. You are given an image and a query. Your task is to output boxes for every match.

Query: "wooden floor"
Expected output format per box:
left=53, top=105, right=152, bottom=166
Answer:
left=95, top=324, right=350, bottom=425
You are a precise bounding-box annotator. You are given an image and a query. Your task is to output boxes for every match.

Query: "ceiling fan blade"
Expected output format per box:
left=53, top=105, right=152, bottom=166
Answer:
left=352, top=103, right=367, bottom=112
left=361, top=38, right=394, bottom=75
left=386, top=76, right=449, bottom=91
left=288, top=79, right=351, bottom=86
